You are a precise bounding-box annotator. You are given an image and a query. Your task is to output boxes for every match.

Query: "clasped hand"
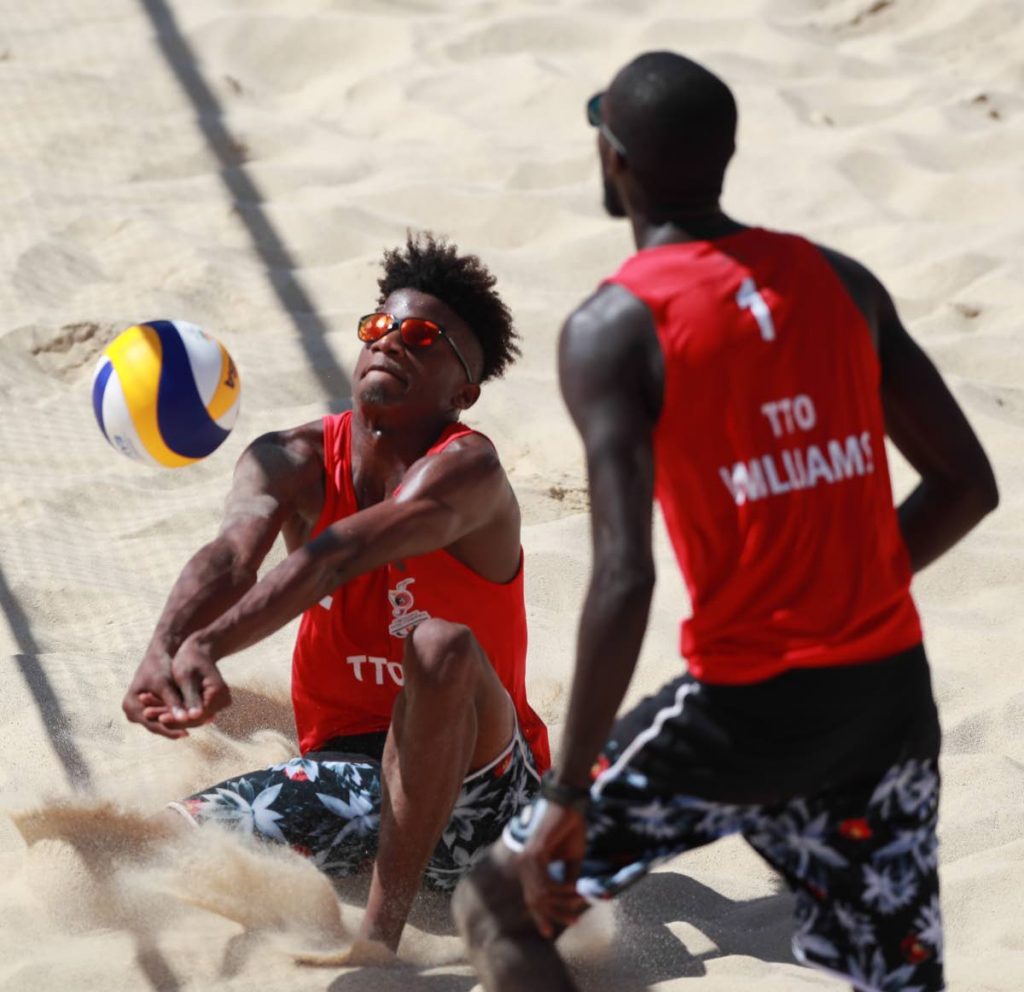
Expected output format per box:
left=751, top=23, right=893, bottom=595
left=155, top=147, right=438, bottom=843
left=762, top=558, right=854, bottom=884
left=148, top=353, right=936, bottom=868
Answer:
left=122, top=634, right=232, bottom=739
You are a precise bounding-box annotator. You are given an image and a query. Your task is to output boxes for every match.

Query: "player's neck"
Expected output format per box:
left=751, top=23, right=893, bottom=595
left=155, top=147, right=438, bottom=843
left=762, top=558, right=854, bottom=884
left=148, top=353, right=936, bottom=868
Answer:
left=631, top=209, right=746, bottom=250
left=351, top=404, right=455, bottom=478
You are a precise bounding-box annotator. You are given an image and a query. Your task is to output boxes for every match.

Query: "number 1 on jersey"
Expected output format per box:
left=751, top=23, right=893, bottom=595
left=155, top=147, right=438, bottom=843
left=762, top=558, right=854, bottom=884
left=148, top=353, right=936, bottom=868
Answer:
left=736, top=277, right=776, bottom=342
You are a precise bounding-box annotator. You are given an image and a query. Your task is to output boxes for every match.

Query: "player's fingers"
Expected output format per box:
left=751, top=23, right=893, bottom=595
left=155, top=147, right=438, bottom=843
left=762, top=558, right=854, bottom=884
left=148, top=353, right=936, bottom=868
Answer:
left=157, top=708, right=207, bottom=730
left=542, top=891, right=588, bottom=927
left=203, top=677, right=231, bottom=715
left=139, top=712, right=188, bottom=739
left=155, top=674, right=184, bottom=709
left=522, top=868, right=576, bottom=937
left=176, top=663, right=207, bottom=718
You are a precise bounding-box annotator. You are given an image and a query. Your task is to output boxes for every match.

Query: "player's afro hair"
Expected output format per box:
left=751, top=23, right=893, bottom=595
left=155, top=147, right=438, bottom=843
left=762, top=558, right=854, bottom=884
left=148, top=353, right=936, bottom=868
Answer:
left=377, top=232, right=520, bottom=383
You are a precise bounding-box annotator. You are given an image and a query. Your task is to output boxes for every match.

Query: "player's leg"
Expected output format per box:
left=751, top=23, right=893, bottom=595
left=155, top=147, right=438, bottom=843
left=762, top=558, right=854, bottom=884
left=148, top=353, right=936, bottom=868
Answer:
left=456, top=674, right=749, bottom=990
left=743, top=756, right=944, bottom=992
left=454, top=841, right=579, bottom=992
left=361, top=618, right=514, bottom=950
left=168, top=754, right=384, bottom=877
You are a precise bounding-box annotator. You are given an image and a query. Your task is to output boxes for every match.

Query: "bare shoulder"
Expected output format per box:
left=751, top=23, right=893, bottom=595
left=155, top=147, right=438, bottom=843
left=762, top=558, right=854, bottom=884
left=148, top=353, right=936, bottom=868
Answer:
left=403, top=428, right=509, bottom=503
left=814, top=242, right=897, bottom=349
left=243, top=419, right=324, bottom=471
left=225, top=419, right=326, bottom=528
left=561, top=283, right=663, bottom=423
left=563, top=283, right=654, bottom=349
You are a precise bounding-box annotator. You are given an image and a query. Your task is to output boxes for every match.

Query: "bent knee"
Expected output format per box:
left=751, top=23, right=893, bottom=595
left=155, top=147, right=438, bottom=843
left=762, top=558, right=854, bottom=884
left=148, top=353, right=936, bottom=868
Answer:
left=403, top=618, right=479, bottom=688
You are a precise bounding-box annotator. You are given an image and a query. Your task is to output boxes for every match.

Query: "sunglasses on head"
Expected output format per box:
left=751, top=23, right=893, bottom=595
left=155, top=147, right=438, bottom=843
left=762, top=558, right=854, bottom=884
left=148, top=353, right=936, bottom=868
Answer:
left=586, top=91, right=627, bottom=157
left=357, top=312, right=476, bottom=385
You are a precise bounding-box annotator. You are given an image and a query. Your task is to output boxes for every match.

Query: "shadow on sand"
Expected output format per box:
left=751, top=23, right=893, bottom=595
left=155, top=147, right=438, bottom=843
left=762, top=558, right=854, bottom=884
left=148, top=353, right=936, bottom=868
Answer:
left=322, top=867, right=797, bottom=991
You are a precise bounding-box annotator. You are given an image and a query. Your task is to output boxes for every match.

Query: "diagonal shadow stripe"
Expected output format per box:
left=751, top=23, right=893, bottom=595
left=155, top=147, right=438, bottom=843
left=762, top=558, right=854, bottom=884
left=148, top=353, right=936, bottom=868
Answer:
left=139, top=0, right=351, bottom=411
left=0, top=565, right=92, bottom=792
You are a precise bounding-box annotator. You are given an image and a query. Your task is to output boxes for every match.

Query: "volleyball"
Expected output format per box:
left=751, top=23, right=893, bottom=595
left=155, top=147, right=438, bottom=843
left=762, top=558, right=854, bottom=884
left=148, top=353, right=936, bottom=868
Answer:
left=91, top=320, right=241, bottom=467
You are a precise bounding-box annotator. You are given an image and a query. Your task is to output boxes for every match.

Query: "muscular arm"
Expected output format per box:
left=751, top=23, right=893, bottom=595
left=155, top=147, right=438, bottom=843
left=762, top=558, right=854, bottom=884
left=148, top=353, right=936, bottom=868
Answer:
left=181, top=434, right=509, bottom=672
left=878, top=290, right=999, bottom=571
left=552, top=285, right=664, bottom=789
left=123, top=426, right=323, bottom=736
left=822, top=247, right=999, bottom=572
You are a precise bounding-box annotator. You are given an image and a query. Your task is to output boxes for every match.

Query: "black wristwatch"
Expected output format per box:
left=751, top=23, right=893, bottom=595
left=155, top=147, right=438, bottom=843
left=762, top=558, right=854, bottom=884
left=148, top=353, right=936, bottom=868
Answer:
left=539, top=771, right=591, bottom=814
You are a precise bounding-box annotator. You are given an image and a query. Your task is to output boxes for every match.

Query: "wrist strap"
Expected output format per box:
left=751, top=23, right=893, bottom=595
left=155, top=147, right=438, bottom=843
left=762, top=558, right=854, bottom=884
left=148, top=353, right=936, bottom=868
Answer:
left=540, top=771, right=590, bottom=813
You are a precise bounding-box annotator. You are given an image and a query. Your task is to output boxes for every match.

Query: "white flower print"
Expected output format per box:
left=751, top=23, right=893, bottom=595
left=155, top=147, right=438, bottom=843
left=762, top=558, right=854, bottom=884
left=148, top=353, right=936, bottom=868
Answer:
left=874, top=826, right=938, bottom=873
left=869, top=760, right=937, bottom=819
left=442, top=776, right=495, bottom=847
left=317, top=789, right=380, bottom=847
left=309, top=844, right=369, bottom=877
left=833, top=901, right=877, bottom=950
left=862, top=863, right=919, bottom=914
left=270, top=757, right=320, bottom=782
left=778, top=809, right=850, bottom=876
left=914, top=895, right=944, bottom=963
left=628, top=799, right=683, bottom=840
left=201, top=783, right=287, bottom=842
left=845, top=949, right=926, bottom=992
left=794, top=930, right=842, bottom=962
left=693, top=802, right=745, bottom=838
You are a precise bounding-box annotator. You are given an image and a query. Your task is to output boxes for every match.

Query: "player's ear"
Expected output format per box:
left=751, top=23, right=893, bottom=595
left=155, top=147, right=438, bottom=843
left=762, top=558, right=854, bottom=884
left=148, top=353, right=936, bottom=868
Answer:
left=451, top=383, right=481, bottom=411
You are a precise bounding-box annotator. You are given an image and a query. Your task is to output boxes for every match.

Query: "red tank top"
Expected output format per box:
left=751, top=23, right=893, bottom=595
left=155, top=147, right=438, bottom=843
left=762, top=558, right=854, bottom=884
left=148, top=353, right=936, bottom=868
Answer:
left=606, top=228, right=921, bottom=684
left=290, top=411, right=550, bottom=770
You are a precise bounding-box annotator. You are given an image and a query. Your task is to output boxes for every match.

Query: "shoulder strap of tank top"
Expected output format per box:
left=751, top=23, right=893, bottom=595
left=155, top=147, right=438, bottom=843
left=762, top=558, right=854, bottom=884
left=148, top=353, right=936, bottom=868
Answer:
left=310, top=410, right=354, bottom=537
left=427, top=420, right=493, bottom=456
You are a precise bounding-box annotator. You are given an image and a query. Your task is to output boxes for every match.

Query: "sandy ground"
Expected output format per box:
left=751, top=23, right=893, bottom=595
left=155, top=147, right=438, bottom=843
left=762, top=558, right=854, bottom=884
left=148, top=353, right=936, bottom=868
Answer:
left=0, top=1, right=1021, bottom=989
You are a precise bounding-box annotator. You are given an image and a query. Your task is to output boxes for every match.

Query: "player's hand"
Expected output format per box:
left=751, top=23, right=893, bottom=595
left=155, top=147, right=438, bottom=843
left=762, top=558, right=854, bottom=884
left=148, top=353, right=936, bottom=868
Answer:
left=122, top=640, right=190, bottom=739
left=516, top=799, right=589, bottom=938
left=157, top=633, right=232, bottom=730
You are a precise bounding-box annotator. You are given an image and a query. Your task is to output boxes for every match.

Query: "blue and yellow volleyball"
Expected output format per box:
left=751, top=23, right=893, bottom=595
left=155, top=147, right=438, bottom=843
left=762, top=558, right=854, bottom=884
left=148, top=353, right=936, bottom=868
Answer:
left=91, top=320, right=241, bottom=467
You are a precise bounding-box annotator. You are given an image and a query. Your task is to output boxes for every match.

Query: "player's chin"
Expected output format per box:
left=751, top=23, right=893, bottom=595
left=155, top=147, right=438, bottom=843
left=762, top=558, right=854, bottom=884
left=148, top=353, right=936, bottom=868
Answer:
left=602, top=182, right=626, bottom=218
left=356, top=379, right=408, bottom=407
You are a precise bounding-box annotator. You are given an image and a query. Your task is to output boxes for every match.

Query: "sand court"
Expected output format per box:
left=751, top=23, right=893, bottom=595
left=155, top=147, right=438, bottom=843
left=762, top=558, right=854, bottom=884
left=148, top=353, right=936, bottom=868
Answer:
left=1, top=1, right=1021, bottom=989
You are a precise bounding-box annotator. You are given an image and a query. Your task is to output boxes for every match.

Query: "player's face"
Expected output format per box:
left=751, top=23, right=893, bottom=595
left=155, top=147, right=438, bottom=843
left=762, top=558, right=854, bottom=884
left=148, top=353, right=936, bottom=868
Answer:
left=353, top=288, right=481, bottom=415
left=602, top=158, right=627, bottom=218
left=588, top=91, right=628, bottom=218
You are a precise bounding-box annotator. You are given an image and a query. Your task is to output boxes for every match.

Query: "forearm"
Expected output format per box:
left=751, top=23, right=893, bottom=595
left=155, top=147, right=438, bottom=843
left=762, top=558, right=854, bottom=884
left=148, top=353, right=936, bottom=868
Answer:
left=556, top=567, right=655, bottom=789
left=150, top=540, right=258, bottom=654
left=898, top=475, right=998, bottom=573
left=196, top=529, right=357, bottom=661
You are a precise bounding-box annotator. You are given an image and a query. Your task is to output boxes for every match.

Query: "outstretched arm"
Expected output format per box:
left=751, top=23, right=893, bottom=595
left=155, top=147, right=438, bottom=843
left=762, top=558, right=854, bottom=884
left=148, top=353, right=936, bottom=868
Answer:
left=123, top=426, right=323, bottom=737
left=164, top=434, right=509, bottom=725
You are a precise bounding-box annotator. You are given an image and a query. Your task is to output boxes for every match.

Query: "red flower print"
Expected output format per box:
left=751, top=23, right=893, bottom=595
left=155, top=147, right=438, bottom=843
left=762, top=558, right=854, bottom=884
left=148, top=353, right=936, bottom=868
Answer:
left=590, top=754, right=611, bottom=781
left=286, top=767, right=310, bottom=782
left=839, top=817, right=873, bottom=840
left=900, top=933, right=931, bottom=964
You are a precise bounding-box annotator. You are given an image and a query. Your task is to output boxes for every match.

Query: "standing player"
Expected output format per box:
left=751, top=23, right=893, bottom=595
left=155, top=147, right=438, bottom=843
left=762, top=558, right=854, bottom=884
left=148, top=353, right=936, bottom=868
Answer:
left=122, top=233, right=549, bottom=954
left=454, top=52, right=997, bottom=992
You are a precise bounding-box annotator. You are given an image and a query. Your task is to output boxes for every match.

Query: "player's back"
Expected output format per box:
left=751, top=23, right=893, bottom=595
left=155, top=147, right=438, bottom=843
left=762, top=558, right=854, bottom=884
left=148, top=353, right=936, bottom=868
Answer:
left=607, top=228, right=921, bottom=684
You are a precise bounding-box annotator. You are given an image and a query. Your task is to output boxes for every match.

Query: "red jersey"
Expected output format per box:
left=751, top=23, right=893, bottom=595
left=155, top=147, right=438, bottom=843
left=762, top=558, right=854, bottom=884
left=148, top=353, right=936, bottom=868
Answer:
left=606, top=228, right=921, bottom=684
left=290, top=411, right=550, bottom=771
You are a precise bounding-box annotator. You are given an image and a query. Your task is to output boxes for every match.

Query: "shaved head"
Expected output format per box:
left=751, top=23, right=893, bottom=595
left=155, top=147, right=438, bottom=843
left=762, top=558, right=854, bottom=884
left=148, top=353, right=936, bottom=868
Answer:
left=605, top=51, right=737, bottom=213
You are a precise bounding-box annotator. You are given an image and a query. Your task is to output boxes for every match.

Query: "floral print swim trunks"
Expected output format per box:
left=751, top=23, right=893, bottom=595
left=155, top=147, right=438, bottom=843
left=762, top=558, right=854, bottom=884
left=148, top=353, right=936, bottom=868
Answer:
left=171, top=727, right=540, bottom=891
left=505, top=655, right=946, bottom=992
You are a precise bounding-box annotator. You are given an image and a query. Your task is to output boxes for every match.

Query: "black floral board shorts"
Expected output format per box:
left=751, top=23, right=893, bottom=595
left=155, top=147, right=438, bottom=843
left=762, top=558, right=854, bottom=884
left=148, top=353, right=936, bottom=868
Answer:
left=171, top=726, right=540, bottom=891
left=505, top=647, right=946, bottom=992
